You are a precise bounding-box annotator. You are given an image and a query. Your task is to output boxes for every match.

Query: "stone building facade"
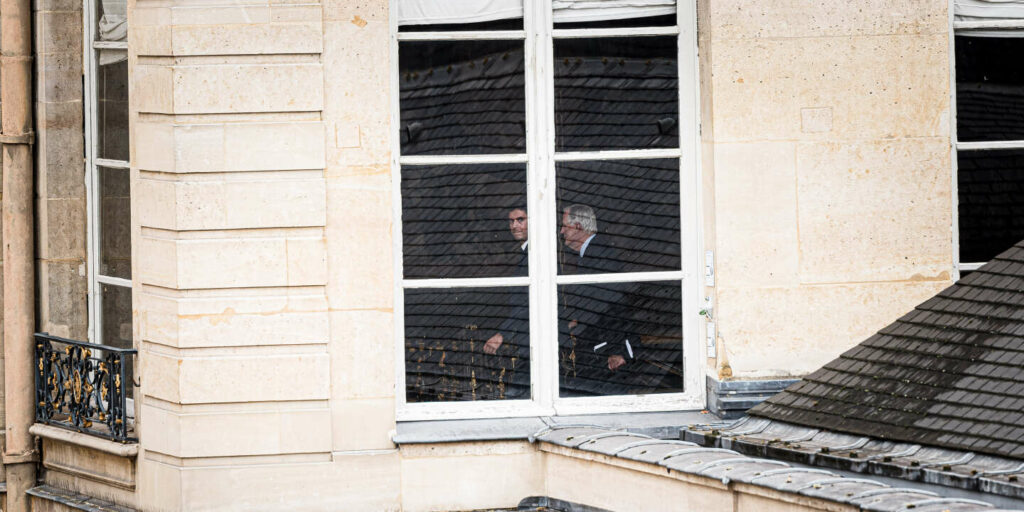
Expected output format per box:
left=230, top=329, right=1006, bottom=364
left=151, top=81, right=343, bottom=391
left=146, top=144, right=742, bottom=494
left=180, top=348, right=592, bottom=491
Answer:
left=0, top=0, right=997, bottom=509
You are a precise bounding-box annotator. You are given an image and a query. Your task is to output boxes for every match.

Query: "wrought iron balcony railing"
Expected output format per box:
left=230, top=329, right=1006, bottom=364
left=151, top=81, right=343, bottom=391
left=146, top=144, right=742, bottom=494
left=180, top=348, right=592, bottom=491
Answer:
left=34, top=333, right=137, bottom=443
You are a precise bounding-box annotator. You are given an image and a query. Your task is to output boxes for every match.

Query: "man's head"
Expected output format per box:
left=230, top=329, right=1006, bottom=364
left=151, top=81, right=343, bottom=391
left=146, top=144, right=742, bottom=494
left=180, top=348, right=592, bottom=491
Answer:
left=560, top=204, right=597, bottom=251
left=508, top=207, right=528, bottom=242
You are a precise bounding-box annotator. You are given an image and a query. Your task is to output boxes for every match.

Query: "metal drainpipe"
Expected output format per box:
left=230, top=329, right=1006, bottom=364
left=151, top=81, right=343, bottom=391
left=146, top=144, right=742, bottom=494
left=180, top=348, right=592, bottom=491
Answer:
left=1, top=0, right=37, bottom=507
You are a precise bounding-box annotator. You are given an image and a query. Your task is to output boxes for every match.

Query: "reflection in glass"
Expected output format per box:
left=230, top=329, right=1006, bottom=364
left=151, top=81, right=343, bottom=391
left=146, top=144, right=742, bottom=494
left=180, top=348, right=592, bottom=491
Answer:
left=955, top=36, right=1024, bottom=142
left=102, top=284, right=133, bottom=398
left=405, top=287, right=530, bottom=402
left=97, top=57, right=129, bottom=161
left=558, top=281, right=682, bottom=397
left=100, top=167, right=131, bottom=279
left=402, top=164, right=527, bottom=279
left=557, top=159, right=680, bottom=274
left=399, top=41, right=526, bottom=155
left=958, top=149, right=1024, bottom=263
left=554, top=37, right=677, bottom=151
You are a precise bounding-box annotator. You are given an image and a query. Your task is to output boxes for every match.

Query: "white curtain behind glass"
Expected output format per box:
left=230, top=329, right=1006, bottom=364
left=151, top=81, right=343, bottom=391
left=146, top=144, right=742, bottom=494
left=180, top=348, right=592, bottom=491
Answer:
left=955, top=0, right=1024, bottom=36
left=397, top=0, right=675, bottom=25
left=98, top=0, right=127, bottom=64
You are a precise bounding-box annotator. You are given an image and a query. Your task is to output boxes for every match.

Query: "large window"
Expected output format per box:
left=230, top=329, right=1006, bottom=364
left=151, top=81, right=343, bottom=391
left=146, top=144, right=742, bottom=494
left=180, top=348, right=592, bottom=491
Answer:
left=953, top=1, right=1024, bottom=271
left=85, top=0, right=132, bottom=351
left=393, top=0, right=701, bottom=419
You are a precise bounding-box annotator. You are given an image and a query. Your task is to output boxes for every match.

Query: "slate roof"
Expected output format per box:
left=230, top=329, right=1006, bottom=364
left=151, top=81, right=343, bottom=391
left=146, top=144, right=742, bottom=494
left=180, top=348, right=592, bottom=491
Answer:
left=532, top=425, right=1022, bottom=511
left=750, top=240, right=1024, bottom=460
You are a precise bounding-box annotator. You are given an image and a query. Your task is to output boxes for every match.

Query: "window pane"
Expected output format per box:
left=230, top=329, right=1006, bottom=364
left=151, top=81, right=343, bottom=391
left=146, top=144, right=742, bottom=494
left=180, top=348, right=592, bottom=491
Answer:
left=101, top=284, right=133, bottom=398
left=96, top=0, right=127, bottom=43
left=555, top=36, right=677, bottom=151
left=955, top=36, right=1024, bottom=143
left=97, top=57, right=129, bottom=161
left=556, top=159, right=680, bottom=274
left=558, top=281, right=682, bottom=397
left=100, top=167, right=131, bottom=279
left=405, top=287, right=530, bottom=402
left=402, top=163, right=528, bottom=279
left=958, top=149, right=1024, bottom=263
left=400, top=41, right=526, bottom=155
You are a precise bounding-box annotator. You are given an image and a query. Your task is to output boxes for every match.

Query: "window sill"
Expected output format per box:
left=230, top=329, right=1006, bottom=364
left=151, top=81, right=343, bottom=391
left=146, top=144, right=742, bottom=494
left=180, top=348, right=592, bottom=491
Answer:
left=30, top=423, right=138, bottom=458
left=393, top=410, right=722, bottom=445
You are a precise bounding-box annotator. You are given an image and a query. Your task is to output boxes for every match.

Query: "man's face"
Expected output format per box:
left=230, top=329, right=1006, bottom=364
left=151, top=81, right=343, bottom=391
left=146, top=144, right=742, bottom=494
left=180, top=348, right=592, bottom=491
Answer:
left=508, top=209, right=528, bottom=242
left=560, top=210, right=586, bottom=250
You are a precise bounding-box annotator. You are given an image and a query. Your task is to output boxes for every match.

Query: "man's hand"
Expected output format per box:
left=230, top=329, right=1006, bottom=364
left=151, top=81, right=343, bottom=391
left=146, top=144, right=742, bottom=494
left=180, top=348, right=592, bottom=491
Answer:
left=608, top=354, right=626, bottom=371
left=484, top=333, right=504, bottom=354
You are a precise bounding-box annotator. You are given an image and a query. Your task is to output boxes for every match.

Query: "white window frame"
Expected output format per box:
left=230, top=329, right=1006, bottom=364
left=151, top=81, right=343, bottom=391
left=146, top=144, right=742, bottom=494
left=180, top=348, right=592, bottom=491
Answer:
left=949, top=9, right=1024, bottom=276
left=390, top=0, right=705, bottom=421
left=83, top=0, right=131, bottom=345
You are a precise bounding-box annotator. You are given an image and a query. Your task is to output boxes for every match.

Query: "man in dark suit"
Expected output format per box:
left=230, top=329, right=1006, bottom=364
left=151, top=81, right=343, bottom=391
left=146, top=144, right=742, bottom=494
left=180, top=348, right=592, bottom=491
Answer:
left=476, top=206, right=531, bottom=399
left=559, top=205, right=633, bottom=396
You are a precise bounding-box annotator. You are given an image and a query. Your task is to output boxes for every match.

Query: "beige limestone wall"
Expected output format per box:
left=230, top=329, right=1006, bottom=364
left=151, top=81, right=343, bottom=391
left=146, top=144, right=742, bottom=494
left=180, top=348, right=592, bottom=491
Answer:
left=130, top=0, right=402, bottom=508
left=702, top=0, right=954, bottom=378
left=35, top=0, right=88, bottom=344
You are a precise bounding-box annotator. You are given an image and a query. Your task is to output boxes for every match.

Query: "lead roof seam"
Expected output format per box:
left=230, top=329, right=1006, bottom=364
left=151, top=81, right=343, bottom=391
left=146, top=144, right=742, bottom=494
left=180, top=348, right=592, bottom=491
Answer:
left=611, top=439, right=696, bottom=455
left=849, top=488, right=939, bottom=500
left=659, top=447, right=739, bottom=462
left=979, top=462, right=1024, bottom=477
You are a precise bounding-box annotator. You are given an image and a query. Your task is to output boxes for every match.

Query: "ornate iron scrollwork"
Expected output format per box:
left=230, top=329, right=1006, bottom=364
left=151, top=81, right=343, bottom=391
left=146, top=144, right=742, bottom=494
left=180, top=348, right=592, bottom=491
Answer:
left=34, top=333, right=137, bottom=443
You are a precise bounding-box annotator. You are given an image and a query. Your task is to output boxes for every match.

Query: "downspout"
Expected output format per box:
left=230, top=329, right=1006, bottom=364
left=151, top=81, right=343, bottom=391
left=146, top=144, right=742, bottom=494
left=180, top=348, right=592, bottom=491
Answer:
left=1, top=0, right=37, bottom=507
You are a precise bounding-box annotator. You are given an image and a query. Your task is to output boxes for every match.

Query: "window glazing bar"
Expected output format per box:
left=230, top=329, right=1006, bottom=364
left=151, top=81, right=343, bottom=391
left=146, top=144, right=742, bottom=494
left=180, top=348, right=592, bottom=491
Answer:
left=553, top=148, right=682, bottom=161
left=95, top=158, right=130, bottom=169
left=402, top=276, right=531, bottom=289
left=92, top=41, right=127, bottom=50
left=954, top=20, right=1024, bottom=30
left=555, top=270, right=684, bottom=285
left=399, top=154, right=529, bottom=166
left=552, top=26, right=679, bottom=38
left=96, top=275, right=133, bottom=288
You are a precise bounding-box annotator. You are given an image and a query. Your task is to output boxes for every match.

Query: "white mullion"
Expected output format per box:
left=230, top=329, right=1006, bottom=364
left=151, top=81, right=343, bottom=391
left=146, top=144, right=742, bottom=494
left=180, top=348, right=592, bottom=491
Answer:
left=555, top=270, right=683, bottom=286
left=554, top=148, right=681, bottom=162
left=95, top=157, right=131, bottom=169
left=527, top=0, right=558, bottom=411
left=84, top=0, right=102, bottom=344
left=677, top=0, right=704, bottom=406
left=402, top=277, right=531, bottom=289
left=956, top=140, right=1024, bottom=151
left=390, top=0, right=411, bottom=415
left=398, top=154, right=528, bottom=166
left=552, top=26, right=679, bottom=39
left=96, top=275, right=133, bottom=288
left=397, top=30, right=526, bottom=42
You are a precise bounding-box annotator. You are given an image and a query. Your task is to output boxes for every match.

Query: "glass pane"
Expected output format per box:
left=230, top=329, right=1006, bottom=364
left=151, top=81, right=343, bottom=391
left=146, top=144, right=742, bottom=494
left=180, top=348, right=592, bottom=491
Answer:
left=100, top=167, right=131, bottom=279
left=405, top=287, right=530, bottom=402
left=958, top=149, right=1024, bottom=263
left=955, top=36, right=1024, bottom=143
left=558, top=281, right=682, bottom=397
left=557, top=159, right=680, bottom=274
left=400, top=40, right=525, bottom=155
left=101, top=284, right=133, bottom=399
left=554, top=36, right=677, bottom=151
left=554, top=13, right=676, bottom=29
left=96, top=0, right=127, bottom=44
left=97, top=57, right=129, bottom=161
left=402, top=163, right=527, bottom=279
